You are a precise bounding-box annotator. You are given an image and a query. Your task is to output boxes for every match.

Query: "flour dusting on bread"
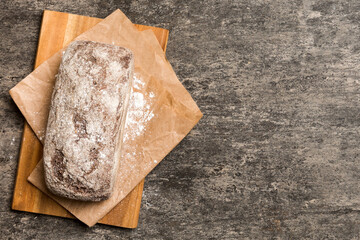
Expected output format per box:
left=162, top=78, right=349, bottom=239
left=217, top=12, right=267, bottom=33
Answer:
left=43, top=40, right=133, bottom=201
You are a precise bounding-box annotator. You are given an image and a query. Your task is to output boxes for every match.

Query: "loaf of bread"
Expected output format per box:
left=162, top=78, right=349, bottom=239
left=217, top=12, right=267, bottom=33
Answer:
left=43, top=40, right=134, bottom=201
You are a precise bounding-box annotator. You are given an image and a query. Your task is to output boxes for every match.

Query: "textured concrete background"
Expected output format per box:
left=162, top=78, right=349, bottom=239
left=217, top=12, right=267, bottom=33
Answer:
left=1, top=0, right=360, bottom=239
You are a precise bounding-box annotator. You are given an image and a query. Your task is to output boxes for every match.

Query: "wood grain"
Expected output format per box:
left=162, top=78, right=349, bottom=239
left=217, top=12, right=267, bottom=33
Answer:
left=12, top=10, right=169, bottom=228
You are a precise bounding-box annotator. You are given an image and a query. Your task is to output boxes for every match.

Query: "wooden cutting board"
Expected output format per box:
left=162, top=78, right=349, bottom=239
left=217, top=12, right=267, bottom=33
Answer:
left=11, top=10, right=169, bottom=228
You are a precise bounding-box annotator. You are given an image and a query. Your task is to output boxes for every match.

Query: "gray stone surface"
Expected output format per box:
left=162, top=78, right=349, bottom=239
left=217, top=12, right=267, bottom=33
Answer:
left=1, top=0, right=360, bottom=239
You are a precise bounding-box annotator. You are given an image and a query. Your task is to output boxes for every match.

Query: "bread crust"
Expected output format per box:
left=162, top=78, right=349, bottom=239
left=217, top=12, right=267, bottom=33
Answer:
left=43, top=40, right=133, bottom=201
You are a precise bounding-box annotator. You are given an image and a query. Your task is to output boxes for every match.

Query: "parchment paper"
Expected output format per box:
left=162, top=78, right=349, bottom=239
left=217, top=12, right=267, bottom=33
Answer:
left=9, top=9, right=202, bottom=227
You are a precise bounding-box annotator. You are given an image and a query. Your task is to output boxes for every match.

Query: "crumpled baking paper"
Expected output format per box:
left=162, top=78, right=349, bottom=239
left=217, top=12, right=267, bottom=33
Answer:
left=9, top=9, right=202, bottom=227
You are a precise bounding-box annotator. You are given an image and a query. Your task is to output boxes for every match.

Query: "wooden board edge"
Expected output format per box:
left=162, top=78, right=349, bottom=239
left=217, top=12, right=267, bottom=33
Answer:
left=11, top=122, right=29, bottom=210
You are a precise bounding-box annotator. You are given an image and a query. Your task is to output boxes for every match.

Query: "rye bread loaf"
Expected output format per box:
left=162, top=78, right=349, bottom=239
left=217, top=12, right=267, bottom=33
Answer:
left=43, top=40, right=133, bottom=201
